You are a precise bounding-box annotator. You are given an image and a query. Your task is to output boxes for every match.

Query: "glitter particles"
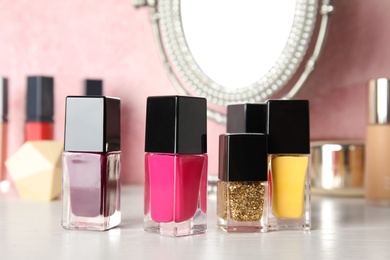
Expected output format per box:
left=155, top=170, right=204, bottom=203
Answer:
left=217, top=181, right=265, bottom=222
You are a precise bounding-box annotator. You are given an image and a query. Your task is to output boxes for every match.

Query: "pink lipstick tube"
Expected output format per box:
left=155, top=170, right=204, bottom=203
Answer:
left=62, top=96, right=121, bottom=231
left=144, top=96, right=208, bottom=236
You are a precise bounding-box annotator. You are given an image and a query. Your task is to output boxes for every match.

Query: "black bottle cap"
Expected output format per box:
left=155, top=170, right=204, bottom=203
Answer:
left=227, top=103, right=267, bottom=133
left=0, top=77, right=8, bottom=122
left=64, top=96, right=121, bottom=152
left=145, top=95, right=207, bottom=154
left=267, top=100, right=310, bottom=154
left=218, top=133, right=268, bottom=182
left=84, top=79, right=103, bottom=96
left=26, top=76, right=54, bottom=122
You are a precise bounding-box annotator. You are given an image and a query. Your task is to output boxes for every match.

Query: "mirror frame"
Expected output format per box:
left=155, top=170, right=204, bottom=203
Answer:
left=133, top=0, right=334, bottom=123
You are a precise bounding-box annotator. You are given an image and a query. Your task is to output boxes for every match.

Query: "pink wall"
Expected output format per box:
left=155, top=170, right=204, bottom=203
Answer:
left=0, top=0, right=388, bottom=184
left=299, top=0, right=390, bottom=141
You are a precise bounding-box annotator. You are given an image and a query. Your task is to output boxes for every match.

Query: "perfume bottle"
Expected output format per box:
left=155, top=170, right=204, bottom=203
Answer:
left=267, top=100, right=311, bottom=231
left=144, top=95, right=208, bottom=236
left=217, top=133, right=268, bottom=232
left=62, top=96, right=121, bottom=231
left=25, top=76, right=54, bottom=141
left=365, top=78, right=390, bottom=206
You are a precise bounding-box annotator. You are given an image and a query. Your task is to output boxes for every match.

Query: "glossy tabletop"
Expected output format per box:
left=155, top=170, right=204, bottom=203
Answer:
left=1, top=186, right=390, bottom=259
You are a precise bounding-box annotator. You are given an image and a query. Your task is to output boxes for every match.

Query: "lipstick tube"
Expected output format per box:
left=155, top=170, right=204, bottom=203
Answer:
left=217, top=133, right=268, bottom=232
left=25, top=76, right=54, bottom=141
left=144, top=95, right=208, bottom=236
left=267, top=100, right=311, bottom=231
left=62, top=96, right=121, bottom=231
left=0, top=77, right=8, bottom=183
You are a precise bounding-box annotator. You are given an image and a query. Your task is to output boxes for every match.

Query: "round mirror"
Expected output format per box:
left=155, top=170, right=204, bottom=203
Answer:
left=134, top=0, right=333, bottom=122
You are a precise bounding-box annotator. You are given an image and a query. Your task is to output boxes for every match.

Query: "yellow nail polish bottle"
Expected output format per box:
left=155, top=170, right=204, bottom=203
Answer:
left=267, top=100, right=311, bottom=231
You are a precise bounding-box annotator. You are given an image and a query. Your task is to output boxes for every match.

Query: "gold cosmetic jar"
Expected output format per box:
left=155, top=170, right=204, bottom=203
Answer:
left=311, top=140, right=365, bottom=197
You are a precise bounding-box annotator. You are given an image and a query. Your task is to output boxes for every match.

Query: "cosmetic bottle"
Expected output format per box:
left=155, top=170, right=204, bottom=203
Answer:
left=365, top=78, right=390, bottom=206
left=25, top=76, right=54, bottom=141
left=217, top=133, right=268, bottom=232
left=144, top=95, right=208, bottom=236
left=84, top=79, right=103, bottom=96
left=227, top=103, right=267, bottom=133
left=0, top=77, right=8, bottom=184
left=267, top=100, right=311, bottom=231
left=62, top=96, right=121, bottom=231
left=211, top=103, right=267, bottom=195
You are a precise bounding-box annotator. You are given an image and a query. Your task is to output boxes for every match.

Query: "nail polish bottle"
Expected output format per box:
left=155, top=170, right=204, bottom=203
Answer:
left=144, top=95, right=208, bottom=236
left=365, top=78, right=390, bottom=206
left=25, top=76, right=54, bottom=141
left=84, top=79, right=103, bottom=96
left=227, top=103, right=267, bottom=133
left=0, top=77, right=8, bottom=184
left=217, top=133, right=268, bottom=232
left=62, top=96, right=121, bottom=231
left=267, top=100, right=311, bottom=231
left=212, top=103, right=266, bottom=195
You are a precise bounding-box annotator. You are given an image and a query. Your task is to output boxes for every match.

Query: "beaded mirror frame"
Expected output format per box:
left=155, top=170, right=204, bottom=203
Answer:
left=133, top=0, right=333, bottom=123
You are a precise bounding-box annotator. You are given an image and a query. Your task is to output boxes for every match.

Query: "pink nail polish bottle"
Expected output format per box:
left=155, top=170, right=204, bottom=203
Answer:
left=62, top=96, right=121, bottom=231
left=144, top=95, right=208, bottom=236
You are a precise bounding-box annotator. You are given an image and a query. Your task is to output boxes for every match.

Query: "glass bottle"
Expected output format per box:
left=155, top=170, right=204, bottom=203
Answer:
left=267, top=100, right=311, bottom=231
left=144, top=96, right=208, bottom=236
left=365, top=78, right=390, bottom=206
left=217, top=133, right=268, bottom=232
left=62, top=96, right=121, bottom=231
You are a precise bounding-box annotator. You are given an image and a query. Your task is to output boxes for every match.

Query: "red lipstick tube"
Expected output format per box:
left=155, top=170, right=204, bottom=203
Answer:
left=25, top=76, right=54, bottom=141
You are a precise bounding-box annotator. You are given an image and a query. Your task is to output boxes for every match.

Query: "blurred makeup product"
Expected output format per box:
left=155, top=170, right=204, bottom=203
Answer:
left=267, top=100, right=311, bottom=231
left=365, top=78, right=390, bottom=206
left=0, top=77, right=8, bottom=186
left=217, top=133, right=268, bottom=232
left=84, top=79, right=103, bottom=96
left=25, top=76, right=54, bottom=141
left=62, top=96, right=121, bottom=231
left=5, top=141, right=63, bottom=200
left=227, top=103, right=267, bottom=133
left=311, top=140, right=365, bottom=197
left=144, top=95, right=208, bottom=236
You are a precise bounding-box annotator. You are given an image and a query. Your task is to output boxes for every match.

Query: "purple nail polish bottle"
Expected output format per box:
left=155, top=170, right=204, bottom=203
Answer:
left=62, top=96, right=121, bottom=231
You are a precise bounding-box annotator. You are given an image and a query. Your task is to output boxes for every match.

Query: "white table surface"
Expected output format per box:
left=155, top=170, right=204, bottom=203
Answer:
left=1, top=185, right=390, bottom=260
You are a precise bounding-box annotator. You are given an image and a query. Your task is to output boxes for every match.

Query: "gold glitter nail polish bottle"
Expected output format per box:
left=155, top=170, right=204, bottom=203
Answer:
left=217, top=133, right=268, bottom=232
